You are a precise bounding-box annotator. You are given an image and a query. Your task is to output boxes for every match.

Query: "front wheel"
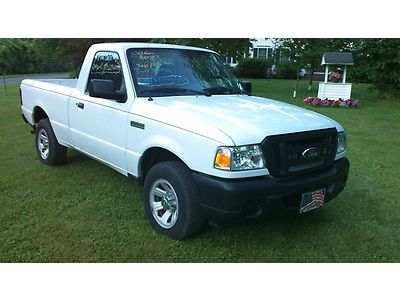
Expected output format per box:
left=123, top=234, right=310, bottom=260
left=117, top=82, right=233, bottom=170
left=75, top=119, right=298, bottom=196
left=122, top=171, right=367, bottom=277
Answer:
left=143, top=161, right=205, bottom=239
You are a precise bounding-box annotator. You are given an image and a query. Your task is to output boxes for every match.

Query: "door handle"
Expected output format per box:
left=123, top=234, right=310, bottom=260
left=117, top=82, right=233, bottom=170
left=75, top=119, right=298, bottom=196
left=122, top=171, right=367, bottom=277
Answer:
left=76, top=102, right=84, bottom=109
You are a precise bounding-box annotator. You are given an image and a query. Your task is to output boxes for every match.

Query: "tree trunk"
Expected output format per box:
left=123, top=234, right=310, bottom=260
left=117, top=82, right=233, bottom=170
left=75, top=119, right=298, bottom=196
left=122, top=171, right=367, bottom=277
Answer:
left=378, top=89, right=387, bottom=99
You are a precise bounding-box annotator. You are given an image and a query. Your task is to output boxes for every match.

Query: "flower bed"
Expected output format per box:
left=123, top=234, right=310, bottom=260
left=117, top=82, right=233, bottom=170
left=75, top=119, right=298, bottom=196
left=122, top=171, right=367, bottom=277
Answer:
left=303, top=97, right=361, bottom=108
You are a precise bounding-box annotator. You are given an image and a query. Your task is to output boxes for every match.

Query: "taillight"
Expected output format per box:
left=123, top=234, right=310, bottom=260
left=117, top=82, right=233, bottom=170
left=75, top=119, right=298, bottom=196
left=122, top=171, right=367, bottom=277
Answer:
left=19, top=88, right=22, bottom=106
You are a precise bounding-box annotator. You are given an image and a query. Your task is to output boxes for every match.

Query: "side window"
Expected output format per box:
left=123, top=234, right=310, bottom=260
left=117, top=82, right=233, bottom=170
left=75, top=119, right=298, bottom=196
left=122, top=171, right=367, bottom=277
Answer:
left=87, top=51, right=126, bottom=97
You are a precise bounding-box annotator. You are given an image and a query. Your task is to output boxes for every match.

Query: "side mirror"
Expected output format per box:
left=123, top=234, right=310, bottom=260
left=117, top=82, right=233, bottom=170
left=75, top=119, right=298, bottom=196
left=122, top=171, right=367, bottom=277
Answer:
left=239, top=81, right=252, bottom=95
left=88, top=79, right=126, bottom=103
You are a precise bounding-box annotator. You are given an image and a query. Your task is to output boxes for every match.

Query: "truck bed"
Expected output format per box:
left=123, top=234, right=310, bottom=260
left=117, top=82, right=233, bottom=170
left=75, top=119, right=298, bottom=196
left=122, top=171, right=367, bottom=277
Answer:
left=21, top=79, right=78, bottom=96
left=21, top=78, right=78, bottom=147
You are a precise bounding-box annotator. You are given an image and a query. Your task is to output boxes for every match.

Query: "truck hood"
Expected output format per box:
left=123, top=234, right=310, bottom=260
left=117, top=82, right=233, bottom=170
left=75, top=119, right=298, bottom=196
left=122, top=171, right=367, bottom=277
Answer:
left=139, top=95, right=343, bottom=145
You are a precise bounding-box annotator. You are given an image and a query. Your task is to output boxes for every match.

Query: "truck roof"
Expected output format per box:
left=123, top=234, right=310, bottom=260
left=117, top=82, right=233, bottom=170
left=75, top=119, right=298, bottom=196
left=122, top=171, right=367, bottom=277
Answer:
left=89, top=42, right=217, bottom=54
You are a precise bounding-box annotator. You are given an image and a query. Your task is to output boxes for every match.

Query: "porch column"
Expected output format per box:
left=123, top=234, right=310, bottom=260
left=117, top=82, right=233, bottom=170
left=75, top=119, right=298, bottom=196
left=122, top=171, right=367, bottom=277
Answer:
left=324, top=65, right=329, bottom=83
left=343, top=66, right=347, bottom=83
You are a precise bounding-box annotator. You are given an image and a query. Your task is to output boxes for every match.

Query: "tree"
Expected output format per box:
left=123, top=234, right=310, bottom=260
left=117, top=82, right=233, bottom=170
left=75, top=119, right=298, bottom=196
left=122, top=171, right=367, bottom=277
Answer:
left=0, top=39, right=30, bottom=95
left=0, top=39, right=29, bottom=73
left=1, top=39, right=73, bottom=75
left=284, top=39, right=352, bottom=90
left=351, top=39, right=400, bottom=98
left=35, top=38, right=152, bottom=76
left=2, top=38, right=250, bottom=77
left=151, top=38, right=252, bottom=63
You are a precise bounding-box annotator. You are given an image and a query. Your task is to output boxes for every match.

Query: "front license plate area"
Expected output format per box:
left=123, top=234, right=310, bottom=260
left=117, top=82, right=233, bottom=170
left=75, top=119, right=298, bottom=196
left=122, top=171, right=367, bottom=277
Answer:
left=300, top=188, right=326, bottom=213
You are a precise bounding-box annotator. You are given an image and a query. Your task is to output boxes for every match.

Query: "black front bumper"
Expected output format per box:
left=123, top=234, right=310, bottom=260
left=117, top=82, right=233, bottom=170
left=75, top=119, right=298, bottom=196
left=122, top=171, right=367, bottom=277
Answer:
left=193, top=158, right=350, bottom=223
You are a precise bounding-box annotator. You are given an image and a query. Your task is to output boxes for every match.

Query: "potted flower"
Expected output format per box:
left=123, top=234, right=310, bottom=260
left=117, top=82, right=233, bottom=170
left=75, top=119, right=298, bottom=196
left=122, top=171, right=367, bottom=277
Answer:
left=328, top=71, right=342, bottom=83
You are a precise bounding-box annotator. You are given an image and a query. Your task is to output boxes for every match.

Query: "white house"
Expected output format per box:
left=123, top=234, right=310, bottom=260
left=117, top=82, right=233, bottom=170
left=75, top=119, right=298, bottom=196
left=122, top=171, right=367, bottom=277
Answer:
left=250, top=38, right=289, bottom=61
left=227, top=38, right=290, bottom=67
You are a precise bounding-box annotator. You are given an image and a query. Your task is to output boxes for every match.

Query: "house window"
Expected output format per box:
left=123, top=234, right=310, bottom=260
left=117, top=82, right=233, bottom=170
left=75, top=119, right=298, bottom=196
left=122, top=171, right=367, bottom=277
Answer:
left=226, top=57, right=237, bottom=64
left=258, top=48, right=267, bottom=58
left=253, top=48, right=258, bottom=58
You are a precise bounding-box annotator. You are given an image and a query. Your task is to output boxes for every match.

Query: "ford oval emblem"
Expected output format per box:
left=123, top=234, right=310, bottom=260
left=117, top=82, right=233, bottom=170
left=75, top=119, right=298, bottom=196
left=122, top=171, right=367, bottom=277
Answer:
left=302, top=147, right=320, bottom=160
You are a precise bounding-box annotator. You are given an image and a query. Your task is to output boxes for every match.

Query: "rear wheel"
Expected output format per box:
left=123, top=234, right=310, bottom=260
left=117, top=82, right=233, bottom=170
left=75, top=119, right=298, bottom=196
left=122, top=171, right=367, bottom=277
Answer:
left=35, top=119, right=67, bottom=165
left=144, top=161, right=205, bottom=239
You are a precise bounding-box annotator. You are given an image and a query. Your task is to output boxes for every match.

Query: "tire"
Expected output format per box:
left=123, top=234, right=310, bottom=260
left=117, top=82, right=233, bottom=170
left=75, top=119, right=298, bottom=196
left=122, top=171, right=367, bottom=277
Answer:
left=35, top=118, right=67, bottom=165
left=143, top=161, right=205, bottom=240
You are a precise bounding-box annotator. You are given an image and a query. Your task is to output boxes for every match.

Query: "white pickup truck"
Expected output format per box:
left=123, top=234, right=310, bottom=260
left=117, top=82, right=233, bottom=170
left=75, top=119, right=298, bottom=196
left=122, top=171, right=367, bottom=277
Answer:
left=20, top=42, right=350, bottom=239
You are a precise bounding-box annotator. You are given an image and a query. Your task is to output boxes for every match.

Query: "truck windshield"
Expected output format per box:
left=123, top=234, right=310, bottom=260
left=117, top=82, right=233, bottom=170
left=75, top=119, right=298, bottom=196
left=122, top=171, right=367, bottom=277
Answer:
left=126, top=48, right=244, bottom=97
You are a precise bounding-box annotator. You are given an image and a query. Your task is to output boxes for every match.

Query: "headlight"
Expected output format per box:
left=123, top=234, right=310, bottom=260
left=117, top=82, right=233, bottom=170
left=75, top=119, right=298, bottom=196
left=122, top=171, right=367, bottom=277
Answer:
left=337, top=131, right=346, bottom=154
left=214, top=145, right=265, bottom=171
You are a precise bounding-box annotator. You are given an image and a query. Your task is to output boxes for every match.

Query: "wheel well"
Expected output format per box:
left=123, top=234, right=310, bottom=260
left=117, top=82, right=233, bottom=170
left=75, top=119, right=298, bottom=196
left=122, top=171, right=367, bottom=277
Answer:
left=33, top=106, right=48, bottom=124
left=139, top=147, right=183, bottom=184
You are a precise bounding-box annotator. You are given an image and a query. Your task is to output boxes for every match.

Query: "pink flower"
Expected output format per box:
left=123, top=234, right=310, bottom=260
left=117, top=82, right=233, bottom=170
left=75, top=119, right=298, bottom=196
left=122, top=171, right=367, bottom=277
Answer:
left=303, top=97, right=361, bottom=108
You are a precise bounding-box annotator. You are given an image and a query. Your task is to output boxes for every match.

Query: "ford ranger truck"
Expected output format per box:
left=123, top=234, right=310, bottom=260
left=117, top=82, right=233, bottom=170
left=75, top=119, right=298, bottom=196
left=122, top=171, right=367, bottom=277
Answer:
left=20, top=43, right=350, bottom=239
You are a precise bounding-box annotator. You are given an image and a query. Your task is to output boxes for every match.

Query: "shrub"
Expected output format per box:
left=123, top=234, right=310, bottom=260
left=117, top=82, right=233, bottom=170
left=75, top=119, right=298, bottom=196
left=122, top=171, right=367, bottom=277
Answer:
left=234, top=58, right=272, bottom=79
left=275, top=61, right=299, bottom=79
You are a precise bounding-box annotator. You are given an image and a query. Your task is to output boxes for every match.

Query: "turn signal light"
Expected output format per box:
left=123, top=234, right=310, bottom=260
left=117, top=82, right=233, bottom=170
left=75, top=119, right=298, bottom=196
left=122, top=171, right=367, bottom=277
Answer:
left=214, top=148, right=231, bottom=170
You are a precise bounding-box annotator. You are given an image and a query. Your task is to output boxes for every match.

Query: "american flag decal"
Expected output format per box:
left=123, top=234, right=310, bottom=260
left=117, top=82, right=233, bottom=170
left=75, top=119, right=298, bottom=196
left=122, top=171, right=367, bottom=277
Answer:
left=300, top=189, right=326, bottom=213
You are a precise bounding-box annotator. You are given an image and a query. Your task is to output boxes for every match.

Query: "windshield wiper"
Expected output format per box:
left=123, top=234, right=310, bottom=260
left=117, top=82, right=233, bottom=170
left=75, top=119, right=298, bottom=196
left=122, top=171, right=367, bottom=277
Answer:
left=203, top=86, right=243, bottom=95
left=140, top=86, right=211, bottom=97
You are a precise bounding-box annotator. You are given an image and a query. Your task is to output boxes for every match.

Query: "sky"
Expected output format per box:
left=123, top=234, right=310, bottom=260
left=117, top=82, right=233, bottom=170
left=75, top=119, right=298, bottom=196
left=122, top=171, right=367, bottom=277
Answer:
left=1, top=0, right=398, bottom=38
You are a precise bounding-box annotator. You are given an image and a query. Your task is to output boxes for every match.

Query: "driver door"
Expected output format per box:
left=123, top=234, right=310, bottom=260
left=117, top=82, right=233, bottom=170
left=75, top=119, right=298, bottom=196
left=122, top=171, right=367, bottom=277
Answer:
left=69, top=51, right=129, bottom=173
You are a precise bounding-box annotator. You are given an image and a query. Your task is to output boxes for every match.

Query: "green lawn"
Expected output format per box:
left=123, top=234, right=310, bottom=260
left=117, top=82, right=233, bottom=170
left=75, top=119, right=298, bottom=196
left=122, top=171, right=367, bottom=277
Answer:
left=1, top=80, right=399, bottom=262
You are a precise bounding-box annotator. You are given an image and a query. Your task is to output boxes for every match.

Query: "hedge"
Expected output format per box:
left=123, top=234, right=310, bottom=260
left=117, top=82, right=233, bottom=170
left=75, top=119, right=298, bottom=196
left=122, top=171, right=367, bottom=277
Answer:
left=234, top=58, right=272, bottom=79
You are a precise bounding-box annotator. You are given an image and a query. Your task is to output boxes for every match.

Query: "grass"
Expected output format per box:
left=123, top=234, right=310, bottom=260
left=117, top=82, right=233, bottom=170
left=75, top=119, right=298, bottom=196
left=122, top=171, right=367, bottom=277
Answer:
left=1, top=80, right=399, bottom=262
